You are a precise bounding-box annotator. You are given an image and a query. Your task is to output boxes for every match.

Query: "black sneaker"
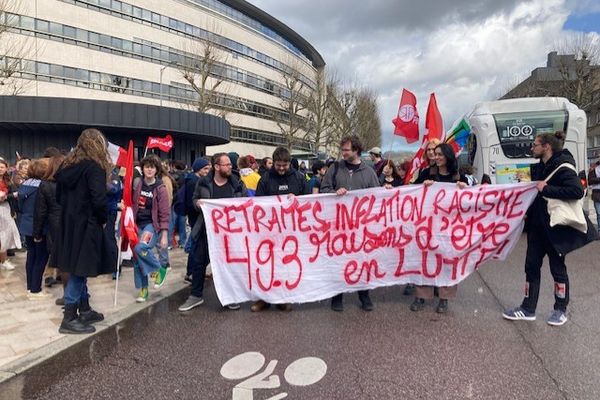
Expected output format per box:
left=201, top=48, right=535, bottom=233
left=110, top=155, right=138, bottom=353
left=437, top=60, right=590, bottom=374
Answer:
left=436, top=299, right=448, bottom=314
left=359, top=293, right=374, bottom=312
left=410, top=298, right=425, bottom=312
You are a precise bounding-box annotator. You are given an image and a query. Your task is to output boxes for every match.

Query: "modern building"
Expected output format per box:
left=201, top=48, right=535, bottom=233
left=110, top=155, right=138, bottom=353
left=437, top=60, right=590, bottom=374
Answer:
left=501, top=51, right=600, bottom=163
left=1, top=0, right=325, bottom=164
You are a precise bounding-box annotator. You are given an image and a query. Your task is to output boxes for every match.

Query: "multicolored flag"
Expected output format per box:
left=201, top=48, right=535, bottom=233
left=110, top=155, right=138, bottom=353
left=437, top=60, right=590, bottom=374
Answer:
left=107, top=141, right=128, bottom=167
left=445, top=119, right=472, bottom=156
left=392, top=89, right=420, bottom=143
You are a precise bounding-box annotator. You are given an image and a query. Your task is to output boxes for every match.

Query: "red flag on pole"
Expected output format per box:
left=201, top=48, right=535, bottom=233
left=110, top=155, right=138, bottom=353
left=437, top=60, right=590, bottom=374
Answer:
left=425, top=93, right=444, bottom=142
left=146, top=134, right=173, bottom=152
left=120, top=140, right=138, bottom=251
left=392, top=89, right=420, bottom=143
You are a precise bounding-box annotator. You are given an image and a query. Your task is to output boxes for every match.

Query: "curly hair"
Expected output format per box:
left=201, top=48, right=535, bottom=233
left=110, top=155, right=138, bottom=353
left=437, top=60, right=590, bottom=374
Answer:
left=140, top=154, right=164, bottom=177
left=62, top=128, right=112, bottom=179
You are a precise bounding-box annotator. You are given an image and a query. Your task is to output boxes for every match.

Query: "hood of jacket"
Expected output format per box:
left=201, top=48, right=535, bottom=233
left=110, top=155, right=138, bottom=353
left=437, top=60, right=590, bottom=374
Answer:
left=18, top=178, right=41, bottom=197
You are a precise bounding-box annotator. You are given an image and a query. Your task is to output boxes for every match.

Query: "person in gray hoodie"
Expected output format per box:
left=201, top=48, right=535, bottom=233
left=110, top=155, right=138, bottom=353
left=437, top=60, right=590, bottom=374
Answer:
left=320, top=135, right=380, bottom=312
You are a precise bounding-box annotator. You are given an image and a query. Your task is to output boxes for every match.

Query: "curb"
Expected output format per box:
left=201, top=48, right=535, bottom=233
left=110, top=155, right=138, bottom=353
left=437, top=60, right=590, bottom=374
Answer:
left=0, top=280, right=189, bottom=387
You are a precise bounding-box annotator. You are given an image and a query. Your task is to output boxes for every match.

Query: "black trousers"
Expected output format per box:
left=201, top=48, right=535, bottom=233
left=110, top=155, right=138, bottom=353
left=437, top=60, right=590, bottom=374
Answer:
left=190, top=225, right=209, bottom=298
left=521, top=230, right=569, bottom=313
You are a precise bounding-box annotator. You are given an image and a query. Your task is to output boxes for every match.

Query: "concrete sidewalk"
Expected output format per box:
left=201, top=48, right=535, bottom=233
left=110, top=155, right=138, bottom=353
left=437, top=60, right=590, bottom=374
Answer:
left=0, top=248, right=191, bottom=371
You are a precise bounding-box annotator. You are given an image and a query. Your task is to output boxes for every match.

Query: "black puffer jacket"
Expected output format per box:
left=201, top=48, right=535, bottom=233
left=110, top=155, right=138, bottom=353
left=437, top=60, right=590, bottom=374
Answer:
left=526, top=149, right=598, bottom=256
left=33, top=180, right=62, bottom=267
left=256, top=168, right=310, bottom=197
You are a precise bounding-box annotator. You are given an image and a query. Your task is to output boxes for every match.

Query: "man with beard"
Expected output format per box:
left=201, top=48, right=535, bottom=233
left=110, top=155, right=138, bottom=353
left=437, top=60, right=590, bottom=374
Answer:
left=321, top=135, right=380, bottom=312
left=178, top=153, right=247, bottom=312
left=250, top=147, right=310, bottom=312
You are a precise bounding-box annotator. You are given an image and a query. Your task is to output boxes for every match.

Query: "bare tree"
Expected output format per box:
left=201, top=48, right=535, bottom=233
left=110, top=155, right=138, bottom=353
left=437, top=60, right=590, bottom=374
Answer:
left=177, top=33, right=228, bottom=117
left=555, top=33, right=600, bottom=107
left=274, top=60, right=310, bottom=150
left=305, top=67, right=338, bottom=153
left=328, top=82, right=381, bottom=153
left=0, top=0, right=33, bottom=95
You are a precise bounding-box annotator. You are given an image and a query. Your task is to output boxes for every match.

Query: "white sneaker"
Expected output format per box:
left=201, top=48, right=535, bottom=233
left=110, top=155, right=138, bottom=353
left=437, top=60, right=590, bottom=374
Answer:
left=28, top=291, right=51, bottom=300
left=1, top=260, right=16, bottom=270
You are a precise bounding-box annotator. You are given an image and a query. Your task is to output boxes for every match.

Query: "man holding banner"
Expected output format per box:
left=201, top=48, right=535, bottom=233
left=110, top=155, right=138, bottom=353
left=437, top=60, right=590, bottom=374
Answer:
left=250, top=146, right=310, bottom=312
left=178, top=153, right=247, bottom=312
left=320, top=135, right=380, bottom=312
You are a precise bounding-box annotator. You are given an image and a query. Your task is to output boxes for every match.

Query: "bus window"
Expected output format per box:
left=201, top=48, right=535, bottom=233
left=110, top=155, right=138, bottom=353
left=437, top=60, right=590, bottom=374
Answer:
left=493, top=110, right=568, bottom=158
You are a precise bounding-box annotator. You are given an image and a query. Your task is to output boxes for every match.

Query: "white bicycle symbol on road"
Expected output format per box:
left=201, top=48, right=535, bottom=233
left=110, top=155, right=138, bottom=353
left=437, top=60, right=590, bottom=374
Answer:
left=220, top=352, right=327, bottom=400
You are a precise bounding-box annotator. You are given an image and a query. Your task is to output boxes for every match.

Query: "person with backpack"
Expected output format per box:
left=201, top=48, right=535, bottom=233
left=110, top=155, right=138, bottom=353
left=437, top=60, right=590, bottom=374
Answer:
left=320, top=135, right=380, bottom=312
left=250, top=147, right=311, bottom=312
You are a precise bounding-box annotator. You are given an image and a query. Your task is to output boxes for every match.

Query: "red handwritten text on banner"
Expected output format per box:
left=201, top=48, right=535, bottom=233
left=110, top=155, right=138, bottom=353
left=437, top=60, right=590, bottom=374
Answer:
left=201, top=183, right=538, bottom=305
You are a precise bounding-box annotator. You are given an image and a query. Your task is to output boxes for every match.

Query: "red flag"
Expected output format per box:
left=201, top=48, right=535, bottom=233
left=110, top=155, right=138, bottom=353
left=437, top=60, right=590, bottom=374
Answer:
left=392, top=89, right=420, bottom=143
left=146, top=134, right=173, bottom=152
left=425, top=93, right=444, bottom=142
left=120, top=140, right=138, bottom=251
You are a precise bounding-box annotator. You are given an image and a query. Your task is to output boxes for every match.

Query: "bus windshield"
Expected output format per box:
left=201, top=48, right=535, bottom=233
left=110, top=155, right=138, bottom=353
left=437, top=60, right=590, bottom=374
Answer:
left=493, top=110, right=568, bottom=158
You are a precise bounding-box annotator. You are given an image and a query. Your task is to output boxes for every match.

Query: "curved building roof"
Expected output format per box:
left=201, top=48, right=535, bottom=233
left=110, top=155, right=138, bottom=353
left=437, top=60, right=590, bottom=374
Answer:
left=0, top=96, right=230, bottom=145
left=221, top=0, right=326, bottom=68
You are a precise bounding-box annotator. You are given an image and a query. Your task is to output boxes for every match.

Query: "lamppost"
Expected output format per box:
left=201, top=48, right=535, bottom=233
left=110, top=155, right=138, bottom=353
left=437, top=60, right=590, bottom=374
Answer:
left=159, top=61, right=177, bottom=107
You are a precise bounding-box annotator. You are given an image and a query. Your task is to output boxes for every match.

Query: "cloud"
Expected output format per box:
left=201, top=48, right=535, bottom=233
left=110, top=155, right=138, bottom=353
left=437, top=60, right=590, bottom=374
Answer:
left=249, top=0, right=593, bottom=151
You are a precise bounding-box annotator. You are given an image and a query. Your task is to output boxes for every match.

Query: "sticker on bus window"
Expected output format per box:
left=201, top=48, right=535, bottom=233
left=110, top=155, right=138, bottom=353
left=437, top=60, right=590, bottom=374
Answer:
left=496, top=163, right=532, bottom=184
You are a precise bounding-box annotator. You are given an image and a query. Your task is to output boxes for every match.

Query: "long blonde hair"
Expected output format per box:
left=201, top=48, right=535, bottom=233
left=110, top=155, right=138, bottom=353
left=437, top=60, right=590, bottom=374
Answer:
left=62, top=128, right=112, bottom=179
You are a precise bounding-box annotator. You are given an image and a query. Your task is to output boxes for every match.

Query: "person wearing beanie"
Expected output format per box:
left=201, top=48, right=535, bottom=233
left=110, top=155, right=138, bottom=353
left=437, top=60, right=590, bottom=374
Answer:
left=227, top=152, right=239, bottom=173
left=192, top=158, right=209, bottom=173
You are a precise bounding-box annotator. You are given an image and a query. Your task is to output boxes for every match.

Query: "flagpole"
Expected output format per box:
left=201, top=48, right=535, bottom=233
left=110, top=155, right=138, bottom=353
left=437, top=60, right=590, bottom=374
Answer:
left=114, top=210, right=122, bottom=308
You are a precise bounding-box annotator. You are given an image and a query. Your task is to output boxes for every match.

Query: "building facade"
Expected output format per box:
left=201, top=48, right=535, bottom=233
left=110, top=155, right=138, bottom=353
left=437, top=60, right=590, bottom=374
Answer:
left=1, top=0, right=325, bottom=164
left=501, top=51, right=600, bottom=163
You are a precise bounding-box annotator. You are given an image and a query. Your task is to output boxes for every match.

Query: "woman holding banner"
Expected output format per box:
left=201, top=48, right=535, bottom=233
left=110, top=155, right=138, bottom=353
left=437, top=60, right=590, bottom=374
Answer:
left=412, top=143, right=468, bottom=313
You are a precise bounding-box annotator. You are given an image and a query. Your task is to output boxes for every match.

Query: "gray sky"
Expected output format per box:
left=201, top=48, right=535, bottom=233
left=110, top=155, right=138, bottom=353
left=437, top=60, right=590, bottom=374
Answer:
left=249, top=0, right=600, bottom=151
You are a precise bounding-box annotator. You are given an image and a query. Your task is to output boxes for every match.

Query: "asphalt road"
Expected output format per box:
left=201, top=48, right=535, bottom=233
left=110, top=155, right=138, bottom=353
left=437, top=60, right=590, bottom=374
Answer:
left=18, top=236, right=600, bottom=400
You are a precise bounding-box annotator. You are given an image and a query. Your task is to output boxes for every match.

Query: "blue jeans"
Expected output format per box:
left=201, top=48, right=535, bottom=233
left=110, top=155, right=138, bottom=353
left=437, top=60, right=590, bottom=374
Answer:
left=169, top=208, right=187, bottom=247
left=25, top=236, right=49, bottom=293
left=133, top=224, right=162, bottom=289
left=64, top=275, right=89, bottom=305
left=594, top=201, right=600, bottom=233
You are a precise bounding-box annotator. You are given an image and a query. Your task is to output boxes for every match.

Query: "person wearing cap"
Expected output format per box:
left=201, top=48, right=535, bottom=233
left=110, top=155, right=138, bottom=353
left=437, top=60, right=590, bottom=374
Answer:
left=369, top=147, right=387, bottom=176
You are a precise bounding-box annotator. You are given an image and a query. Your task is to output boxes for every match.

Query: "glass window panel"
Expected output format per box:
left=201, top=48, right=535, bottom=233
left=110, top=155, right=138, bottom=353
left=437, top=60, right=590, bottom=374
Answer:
left=88, top=32, right=99, bottom=44
left=75, top=28, right=87, bottom=41
left=185, top=24, right=193, bottom=34
left=151, top=12, right=160, bottom=24
left=133, top=42, right=142, bottom=54
left=63, top=25, right=76, bottom=38
left=152, top=47, right=160, bottom=58
left=99, top=34, right=111, bottom=47
left=177, top=21, right=185, bottom=31
left=132, top=80, right=142, bottom=90
left=78, top=69, right=89, bottom=81
left=133, top=6, right=142, bottom=18
left=169, top=18, right=177, bottom=29
left=49, top=64, right=63, bottom=76
left=160, top=50, right=169, bottom=60
left=142, top=9, right=151, bottom=21
left=122, top=40, right=132, bottom=52
left=142, top=44, right=152, bottom=56
left=112, top=0, right=122, bottom=11
left=112, top=37, right=122, bottom=49
left=152, top=82, right=160, bottom=93
left=161, top=15, right=169, bottom=25
left=122, top=3, right=132, bottom=14
left=37, top=62, right=50, bottom=75
left=20, top=15, right=34, bottom=30
left=36, top=20, right=49, bottom=32
left=90, top=71, right=100, bottom=82
left=98, top=0, right=110, bottom=8
left=64, top=66, right=77, bottom=79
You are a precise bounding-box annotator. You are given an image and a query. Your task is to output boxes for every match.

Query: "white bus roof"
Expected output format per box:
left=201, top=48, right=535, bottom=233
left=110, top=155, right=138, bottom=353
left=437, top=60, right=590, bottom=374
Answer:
left=468, top=97, right=580, bottom=117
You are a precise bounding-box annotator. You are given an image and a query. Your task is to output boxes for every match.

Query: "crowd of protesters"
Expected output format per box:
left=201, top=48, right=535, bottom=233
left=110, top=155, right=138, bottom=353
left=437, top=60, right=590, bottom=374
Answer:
left=0, top=127, right=597, bottom=336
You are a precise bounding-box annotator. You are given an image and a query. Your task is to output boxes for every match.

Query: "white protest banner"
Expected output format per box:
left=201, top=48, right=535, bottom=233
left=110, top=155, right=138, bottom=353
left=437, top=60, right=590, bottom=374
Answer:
left=201, top=183, right=538, bottom=305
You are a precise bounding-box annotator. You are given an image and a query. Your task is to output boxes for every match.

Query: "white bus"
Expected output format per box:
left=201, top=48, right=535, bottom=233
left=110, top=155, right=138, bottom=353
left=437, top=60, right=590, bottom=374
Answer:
left=465, top=97, right=587, bottom=184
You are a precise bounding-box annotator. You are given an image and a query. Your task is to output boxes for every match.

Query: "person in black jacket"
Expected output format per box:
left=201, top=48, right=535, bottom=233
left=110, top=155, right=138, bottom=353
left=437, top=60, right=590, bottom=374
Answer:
left=250, top=147, right=310, bottom=312
left=33, top=155, right=66, bottom=304
left=178, top=153, right=247, bottom=312
left=55, top=128, right=117, bottom=334
left=503, top=131, right=598, bottom=326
